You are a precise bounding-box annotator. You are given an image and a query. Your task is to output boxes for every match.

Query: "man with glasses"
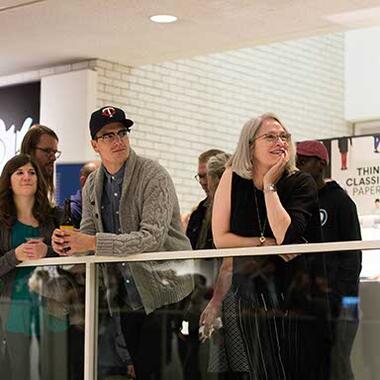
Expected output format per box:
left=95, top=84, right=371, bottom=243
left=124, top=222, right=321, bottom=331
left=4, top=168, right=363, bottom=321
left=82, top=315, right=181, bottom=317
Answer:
left=52, top=105, right=193, bottom=379
left=186, top=149, right=223, bottom=249
left=20, top=124, right=61, bottom=199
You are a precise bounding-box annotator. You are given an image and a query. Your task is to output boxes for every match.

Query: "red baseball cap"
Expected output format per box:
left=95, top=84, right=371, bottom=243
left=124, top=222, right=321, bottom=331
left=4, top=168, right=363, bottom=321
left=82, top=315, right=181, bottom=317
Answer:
left=296, top=140, right=329, bottom=163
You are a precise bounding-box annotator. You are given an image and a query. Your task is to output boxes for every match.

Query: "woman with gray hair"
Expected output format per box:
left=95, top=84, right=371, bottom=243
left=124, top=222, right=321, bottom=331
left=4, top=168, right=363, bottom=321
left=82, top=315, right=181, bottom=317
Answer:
left=203, top=113, right=328, bottom=379
left=206, top=152, right=231, bottom=200
left=194, top=153, right=231, bottom=250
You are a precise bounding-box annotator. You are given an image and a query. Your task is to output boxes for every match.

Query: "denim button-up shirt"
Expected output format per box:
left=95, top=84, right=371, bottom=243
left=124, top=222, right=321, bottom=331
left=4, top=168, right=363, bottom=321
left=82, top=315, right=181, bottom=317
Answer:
left=101, top=164, right=143, bottom=310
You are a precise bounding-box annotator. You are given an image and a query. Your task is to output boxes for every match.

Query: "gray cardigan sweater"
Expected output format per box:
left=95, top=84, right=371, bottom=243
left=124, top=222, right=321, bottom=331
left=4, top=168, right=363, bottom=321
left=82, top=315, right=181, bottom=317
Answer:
left=81, top=149, right=193, bottom=314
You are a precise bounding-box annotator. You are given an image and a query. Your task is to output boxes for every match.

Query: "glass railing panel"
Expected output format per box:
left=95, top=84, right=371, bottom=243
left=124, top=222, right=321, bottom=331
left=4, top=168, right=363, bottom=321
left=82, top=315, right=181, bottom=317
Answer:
left=0, top=264, right=86, bottom=380
left=352, top=249, right=380, bottom=380
left=95, top=248, right=372, bottom=380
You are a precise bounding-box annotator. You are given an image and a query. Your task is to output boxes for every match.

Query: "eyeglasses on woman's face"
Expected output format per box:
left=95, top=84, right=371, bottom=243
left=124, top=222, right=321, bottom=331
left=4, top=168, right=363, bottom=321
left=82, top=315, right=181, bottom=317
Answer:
left=250, top=132, right=291, bottom=145
left=95, top=128, right=130, bottom=144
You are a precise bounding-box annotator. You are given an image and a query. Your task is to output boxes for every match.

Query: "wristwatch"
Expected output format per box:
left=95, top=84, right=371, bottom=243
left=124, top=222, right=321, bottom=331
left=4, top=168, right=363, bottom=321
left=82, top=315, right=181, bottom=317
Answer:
left=264, top=183, right=277, bottom=193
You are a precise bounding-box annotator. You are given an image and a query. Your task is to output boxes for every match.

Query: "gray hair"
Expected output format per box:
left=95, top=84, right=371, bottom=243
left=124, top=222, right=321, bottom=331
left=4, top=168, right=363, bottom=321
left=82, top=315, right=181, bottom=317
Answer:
left=207, top=152, right=231, bottom=180
left=227, top=112, right=297, bottom=179
left=198, top=149, right=224, bottom=164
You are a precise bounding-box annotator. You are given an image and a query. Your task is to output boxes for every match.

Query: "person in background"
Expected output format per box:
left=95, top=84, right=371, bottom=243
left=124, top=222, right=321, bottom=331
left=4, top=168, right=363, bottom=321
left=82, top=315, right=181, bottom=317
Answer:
left=201, top=152, right=251, bottom=378
left=186, top=149, right=224, bottom=249
left=0, top=154, right=61, bottom=380
left=297, top=140, right=362, bottom=380
left=52, top=105, right=193, bottom=379
left=21, top=125, right=87, bottom=379
left=374, top=198, right=380, bottom=214
left=20, top=125, right=61, bottom=200
left=206, top=153, right=231, bottom=200
left=70, top=161, right=100, bottom=228
left=178, top=152, right=230, bottom=380
left=373, top=134, right=380, bottom=153
left=210, top=113, right=329, bottom=379
left=337, top=137, right=352, bottom=171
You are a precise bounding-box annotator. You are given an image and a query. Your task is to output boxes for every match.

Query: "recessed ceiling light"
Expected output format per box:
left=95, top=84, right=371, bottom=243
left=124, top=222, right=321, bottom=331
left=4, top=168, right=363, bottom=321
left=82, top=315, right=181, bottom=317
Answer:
left=150, top=14, right=178, bottom=24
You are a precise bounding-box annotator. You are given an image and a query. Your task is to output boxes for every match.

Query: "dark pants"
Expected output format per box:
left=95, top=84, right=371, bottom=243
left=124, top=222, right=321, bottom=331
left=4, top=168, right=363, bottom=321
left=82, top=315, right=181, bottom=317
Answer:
left=329, top=319, right=358, bottom=380
left=68, top=325, right=85, bottom=380
left=120, top=307, right=172, bottom=380
left=177, top=328, right=202, bottom=380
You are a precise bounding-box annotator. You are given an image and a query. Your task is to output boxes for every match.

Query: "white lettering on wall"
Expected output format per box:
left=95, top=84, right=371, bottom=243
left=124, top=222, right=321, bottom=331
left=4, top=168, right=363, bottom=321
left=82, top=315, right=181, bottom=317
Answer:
left=0, top=117, right=33, bottom=173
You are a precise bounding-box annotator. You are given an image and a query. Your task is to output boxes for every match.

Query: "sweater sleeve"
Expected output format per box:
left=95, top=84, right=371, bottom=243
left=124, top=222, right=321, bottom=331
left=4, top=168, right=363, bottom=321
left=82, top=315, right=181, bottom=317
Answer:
left=95, top=167, right=175, bottom=256
left=281, top=173, right=320, bottom=244
left=80, top=177, right=97, bottom=236
left=0, top=248, right=19, bottom=277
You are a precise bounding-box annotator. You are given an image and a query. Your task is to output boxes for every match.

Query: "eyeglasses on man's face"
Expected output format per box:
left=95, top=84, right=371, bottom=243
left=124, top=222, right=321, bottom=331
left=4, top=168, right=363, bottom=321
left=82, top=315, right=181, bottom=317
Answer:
left=95, top=128, right=130, bottom=144
left=251, top=132, right=291, bottom=145
left=34, top=147, right=62, bottom=159
left=194, top=173, right=207, bottom=183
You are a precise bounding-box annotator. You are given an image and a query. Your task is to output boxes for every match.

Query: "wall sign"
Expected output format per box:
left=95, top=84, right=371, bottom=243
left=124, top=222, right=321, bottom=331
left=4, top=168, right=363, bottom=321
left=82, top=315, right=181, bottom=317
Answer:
left=0, top=82, right=40, bottom=172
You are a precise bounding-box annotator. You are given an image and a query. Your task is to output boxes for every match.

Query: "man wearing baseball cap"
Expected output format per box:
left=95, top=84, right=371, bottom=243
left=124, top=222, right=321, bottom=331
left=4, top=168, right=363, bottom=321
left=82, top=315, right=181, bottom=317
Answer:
left=52, top=105, right=193, bottom=378
left=296, top=140, right=361, bottom=380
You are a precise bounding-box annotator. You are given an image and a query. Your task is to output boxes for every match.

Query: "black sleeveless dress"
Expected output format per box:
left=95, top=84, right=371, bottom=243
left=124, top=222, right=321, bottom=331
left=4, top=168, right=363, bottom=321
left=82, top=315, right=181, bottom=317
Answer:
left=229, top=170, right=331, bottom=380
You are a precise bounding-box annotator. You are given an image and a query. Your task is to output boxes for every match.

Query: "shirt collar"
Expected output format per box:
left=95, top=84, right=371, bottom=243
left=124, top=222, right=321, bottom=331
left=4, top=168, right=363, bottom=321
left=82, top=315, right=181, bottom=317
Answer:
left=103, top=162, right=126, bottom=185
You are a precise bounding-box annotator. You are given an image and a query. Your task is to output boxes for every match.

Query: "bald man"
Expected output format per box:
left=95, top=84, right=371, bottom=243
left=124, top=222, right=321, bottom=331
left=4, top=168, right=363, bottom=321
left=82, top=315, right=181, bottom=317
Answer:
left=70, top=161, right=100, bottom=228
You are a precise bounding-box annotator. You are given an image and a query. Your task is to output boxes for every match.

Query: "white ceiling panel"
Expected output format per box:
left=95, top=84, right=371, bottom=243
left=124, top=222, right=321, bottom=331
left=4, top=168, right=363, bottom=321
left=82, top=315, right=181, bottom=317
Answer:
left=1, top=0, right=380, bottom=75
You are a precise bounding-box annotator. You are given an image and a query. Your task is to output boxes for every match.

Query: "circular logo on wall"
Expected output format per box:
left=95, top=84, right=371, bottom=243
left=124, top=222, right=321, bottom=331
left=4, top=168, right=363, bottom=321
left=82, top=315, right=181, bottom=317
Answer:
left=320, top=209, right=328, bottom=227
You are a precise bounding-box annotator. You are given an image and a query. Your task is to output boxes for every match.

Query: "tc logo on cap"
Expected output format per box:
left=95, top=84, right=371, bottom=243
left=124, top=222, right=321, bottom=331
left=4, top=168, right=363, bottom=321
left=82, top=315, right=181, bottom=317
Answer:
left=102, top=107, right=116, bottom=118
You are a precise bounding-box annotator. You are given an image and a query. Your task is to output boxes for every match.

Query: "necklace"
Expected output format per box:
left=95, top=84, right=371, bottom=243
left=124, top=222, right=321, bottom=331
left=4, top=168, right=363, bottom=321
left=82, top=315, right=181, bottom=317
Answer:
left=253, top=187, right=267, bottom=245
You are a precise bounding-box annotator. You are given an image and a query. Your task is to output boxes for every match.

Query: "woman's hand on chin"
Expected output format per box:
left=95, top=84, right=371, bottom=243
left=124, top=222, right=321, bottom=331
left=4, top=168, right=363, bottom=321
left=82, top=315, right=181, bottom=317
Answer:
left=263, top=149, right=289, bottom=187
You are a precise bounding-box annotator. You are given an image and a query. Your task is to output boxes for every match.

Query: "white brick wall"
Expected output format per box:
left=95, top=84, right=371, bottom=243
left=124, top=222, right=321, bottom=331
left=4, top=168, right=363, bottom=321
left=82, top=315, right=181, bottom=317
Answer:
left=0, top=34, right=347, bottom=212
left=91, top=33, right=348, bottom=212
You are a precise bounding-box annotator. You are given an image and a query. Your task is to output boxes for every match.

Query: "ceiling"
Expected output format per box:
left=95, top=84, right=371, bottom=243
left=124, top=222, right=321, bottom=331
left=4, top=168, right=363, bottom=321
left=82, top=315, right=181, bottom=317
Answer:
left=2, top=0, right=380, bottom=76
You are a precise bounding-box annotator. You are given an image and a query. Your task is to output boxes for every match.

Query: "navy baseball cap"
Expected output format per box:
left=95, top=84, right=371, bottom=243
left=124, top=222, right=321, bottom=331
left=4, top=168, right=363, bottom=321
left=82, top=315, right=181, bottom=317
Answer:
left=89, top=106, right=134, bottom=139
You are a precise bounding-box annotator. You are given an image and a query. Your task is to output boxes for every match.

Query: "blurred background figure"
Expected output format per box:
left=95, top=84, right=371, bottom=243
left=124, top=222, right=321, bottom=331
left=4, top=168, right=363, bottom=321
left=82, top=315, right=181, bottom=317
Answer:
left=374, top=198, right=380, bottom=214
left=0, top=154, right=61, bottom=380
left=337, top=136, right=352, bottom=171
left=186, top=149, right=223, bottom=249
left=206, top=153, right=231, bottom=200
left=373, top=134, right=380, bottom=153
left=70, top=161, right=100, bottom=228
left=20, top=125, right=61, bottom=201
left=178, top=152, right=230, bottom=380
left=297, top=140, right=362, bottom=380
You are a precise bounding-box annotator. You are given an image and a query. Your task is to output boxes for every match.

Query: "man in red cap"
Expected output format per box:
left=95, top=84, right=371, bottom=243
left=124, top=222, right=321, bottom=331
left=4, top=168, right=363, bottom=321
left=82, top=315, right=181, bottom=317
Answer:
left=297, top=140, right=362, bottom=380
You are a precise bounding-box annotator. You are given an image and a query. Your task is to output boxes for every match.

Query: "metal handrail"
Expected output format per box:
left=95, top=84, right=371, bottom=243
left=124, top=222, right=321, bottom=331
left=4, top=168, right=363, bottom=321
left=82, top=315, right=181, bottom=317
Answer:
left=17, top=239, right=380, bottom=267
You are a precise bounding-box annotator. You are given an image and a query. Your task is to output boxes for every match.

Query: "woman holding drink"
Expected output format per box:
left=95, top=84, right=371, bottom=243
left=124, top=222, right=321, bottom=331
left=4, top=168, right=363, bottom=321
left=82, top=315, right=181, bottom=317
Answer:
left=0, top=154, right=61, bottom=380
